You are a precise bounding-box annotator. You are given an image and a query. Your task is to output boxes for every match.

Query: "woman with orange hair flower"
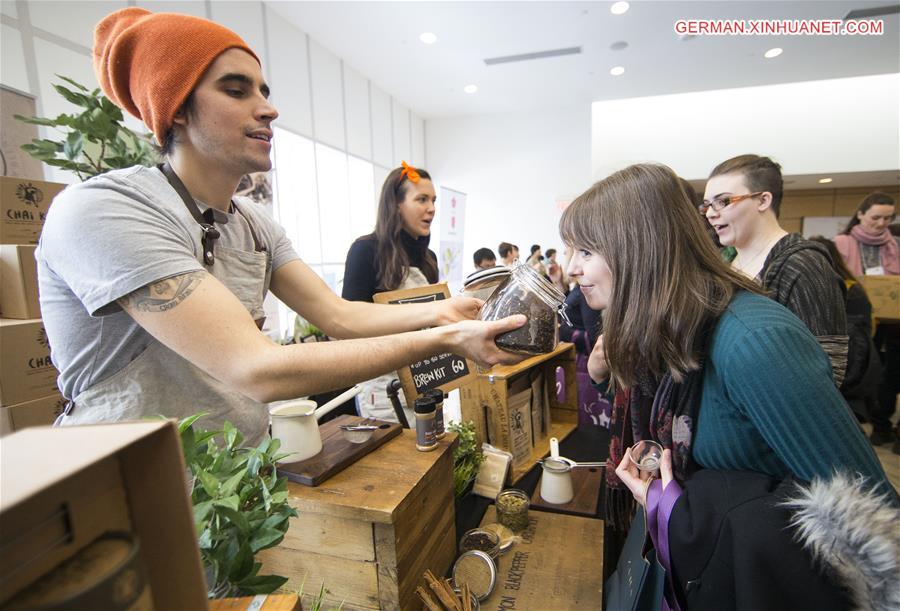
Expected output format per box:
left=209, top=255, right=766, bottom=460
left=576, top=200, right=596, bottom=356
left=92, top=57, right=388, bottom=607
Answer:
left=343, top=162, right=440, bottom=422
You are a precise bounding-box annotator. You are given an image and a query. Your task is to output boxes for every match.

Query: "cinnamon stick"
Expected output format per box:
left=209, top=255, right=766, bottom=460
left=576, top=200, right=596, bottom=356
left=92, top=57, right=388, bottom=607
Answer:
left=424, top=570, right=461, bottom=611
left=416, top=585, right=443, bottom=611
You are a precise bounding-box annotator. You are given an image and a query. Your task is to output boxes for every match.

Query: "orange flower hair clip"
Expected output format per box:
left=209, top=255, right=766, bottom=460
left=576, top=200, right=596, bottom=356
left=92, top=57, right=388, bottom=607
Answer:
left=400, top=160, right=420, bottom=183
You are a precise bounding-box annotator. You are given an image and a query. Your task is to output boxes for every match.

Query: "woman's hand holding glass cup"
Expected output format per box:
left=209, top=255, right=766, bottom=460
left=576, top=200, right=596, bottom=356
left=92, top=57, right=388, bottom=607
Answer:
left=615, top=440, right=674, bottom=507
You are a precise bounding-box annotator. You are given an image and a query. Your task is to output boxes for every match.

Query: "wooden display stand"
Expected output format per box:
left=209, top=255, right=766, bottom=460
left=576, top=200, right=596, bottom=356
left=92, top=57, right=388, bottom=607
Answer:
left=258, top=432, right=458, bottom=611
left=459, top=342, right=578, bottom=483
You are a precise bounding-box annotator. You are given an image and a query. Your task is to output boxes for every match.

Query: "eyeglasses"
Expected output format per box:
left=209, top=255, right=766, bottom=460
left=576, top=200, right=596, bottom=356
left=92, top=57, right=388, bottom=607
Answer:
left=698, top=192, right=764, bottom=214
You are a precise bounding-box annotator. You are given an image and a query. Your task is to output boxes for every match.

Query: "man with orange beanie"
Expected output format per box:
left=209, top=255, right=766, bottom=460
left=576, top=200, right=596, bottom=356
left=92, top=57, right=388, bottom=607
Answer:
left=36, top=8, right=524, bottom=443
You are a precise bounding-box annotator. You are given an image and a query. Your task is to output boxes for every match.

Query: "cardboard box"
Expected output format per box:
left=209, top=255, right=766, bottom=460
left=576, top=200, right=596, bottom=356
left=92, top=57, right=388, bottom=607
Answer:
left=0, top=318, right=59, bottom=407
left=0, top=176, right=65, bottom=244
left=0, top=244, right=39, bottom=318
left=860, top=275, right=900, bottom=322
left=0, top=420, right=208, bottom=608
left=0, top=391, right=65, bottom=436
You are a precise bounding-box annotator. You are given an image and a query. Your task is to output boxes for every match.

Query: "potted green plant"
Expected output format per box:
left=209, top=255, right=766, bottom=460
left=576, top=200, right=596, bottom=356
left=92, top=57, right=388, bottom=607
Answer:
left=176, top=413, right=298, bottom=599
left=14, top=75, right=157, bottom=181
left=448, top=420, right=484, bottom=499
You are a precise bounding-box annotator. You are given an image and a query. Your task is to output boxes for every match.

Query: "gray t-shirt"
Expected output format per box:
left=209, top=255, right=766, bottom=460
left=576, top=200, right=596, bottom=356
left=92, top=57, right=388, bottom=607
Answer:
left=36, top=165, right=299, bottom=401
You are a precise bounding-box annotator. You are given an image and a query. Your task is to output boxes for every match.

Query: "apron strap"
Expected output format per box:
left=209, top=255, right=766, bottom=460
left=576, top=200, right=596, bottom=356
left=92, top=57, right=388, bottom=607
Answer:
left=159, top=162, right=221, bottom=266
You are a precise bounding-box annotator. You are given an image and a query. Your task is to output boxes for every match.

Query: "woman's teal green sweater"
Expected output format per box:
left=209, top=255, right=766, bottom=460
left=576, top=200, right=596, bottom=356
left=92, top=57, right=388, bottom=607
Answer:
left=694, top=291, right=895, bottom=500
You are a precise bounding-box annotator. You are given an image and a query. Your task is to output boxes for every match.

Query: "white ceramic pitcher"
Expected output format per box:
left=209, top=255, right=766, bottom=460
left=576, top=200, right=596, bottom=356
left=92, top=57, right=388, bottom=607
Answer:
left=269, top=385, right=363, bottom=463
left=539, top=437, right=574, bottom=504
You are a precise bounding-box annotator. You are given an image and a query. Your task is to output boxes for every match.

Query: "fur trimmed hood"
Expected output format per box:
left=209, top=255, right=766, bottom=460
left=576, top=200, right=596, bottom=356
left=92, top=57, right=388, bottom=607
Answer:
left=782, top=472, right=900, bottom=611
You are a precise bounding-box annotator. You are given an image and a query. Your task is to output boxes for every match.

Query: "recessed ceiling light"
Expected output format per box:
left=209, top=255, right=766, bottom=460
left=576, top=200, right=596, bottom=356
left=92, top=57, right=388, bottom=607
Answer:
left=610, top=66, right=625, bottom=76
left=464, top=84, right=478, bottom=94
left=764, top=47, right=783, bottom=59
left=818, top=178, right=833, bottom=184
left=610, top=2, right=630, bottom=15
left=419, top=32, right=437, bottom=44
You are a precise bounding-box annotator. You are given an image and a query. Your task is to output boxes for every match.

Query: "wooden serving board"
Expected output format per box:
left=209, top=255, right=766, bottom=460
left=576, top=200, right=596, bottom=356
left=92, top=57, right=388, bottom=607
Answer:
left=530, top=464, right=604, bottom=517
left=277, top=415, right=402, bottom=486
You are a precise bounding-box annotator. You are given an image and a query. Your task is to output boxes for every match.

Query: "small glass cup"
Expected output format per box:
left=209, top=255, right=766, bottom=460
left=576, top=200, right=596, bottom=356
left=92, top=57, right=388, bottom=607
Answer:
left=631, top=440, right=663, bottom=474
left=495, top=489, right=530, bottom=533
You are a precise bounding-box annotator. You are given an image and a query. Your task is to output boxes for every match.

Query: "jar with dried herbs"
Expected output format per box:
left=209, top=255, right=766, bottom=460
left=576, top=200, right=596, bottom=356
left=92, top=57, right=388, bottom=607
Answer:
left=495, top=489, right=530, bottom=533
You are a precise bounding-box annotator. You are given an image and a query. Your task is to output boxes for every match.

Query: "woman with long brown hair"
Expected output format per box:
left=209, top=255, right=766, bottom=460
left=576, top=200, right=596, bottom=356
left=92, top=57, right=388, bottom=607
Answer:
left=343, top=161, right=440, bottom=421
left=561, top=164, right=895, bottom=610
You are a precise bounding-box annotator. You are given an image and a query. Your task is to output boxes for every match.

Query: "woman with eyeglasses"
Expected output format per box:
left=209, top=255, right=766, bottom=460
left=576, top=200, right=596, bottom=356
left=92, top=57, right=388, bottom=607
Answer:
left=566, top=163, right=897, bottom=611
left=702, top=154, right=848, bottom=385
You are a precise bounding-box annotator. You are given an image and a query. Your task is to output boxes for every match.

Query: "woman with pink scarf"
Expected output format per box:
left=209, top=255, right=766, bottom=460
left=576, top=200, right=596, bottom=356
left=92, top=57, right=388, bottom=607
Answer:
left=835, top=192, right=900, bottom=452
left=834, top=192, right=899, bottom=276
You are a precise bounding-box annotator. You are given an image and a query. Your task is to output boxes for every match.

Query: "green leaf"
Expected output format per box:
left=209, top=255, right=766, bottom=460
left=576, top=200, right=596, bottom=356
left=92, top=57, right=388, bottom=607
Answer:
left=198, top=470, right=220, bottom=497
left=250, top=530, right=285, bottom=553
left=217, top=505, right=249, bottom=533
left=178, top=412, right=209, bottom=433
left=236, top=574, right=288, bottom=595
left=220, top=469, right=246, bottom=497
left=229, top=542, right=254, bottom=582
left=214, top=495, right=240, bottom=512
left=13, top=114, right=57, bottom=127
left=56, top=74, right=89, bottom=92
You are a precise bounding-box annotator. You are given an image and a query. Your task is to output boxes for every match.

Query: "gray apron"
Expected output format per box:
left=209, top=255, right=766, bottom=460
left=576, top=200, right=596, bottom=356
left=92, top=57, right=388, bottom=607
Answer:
left=58, top=165, right=272, bottom=446
left=356, top=267, right=428, bottom=426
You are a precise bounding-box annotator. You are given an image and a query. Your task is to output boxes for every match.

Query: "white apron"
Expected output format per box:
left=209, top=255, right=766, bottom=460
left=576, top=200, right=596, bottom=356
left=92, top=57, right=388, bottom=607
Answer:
left=356, top=267, right=429, bottom=426
left=58, top=167, right=273, bottom=446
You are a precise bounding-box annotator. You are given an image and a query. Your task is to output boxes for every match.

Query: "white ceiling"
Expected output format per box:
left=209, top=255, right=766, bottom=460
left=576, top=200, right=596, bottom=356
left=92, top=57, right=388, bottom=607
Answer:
left=266, top=0, right=900, bottom=119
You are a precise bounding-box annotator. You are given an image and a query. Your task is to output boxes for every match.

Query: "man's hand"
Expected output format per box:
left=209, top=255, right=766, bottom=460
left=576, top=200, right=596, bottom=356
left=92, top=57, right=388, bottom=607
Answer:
left=433, top=295, right=483, bottom=325
left=587, top=333, right=610, bottom=383
left=443, top=315, right=527, bottom=367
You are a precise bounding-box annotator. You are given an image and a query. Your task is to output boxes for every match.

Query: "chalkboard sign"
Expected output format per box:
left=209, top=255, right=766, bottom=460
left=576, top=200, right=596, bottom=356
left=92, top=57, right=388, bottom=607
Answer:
left=373, top=283, right=476, bottom=407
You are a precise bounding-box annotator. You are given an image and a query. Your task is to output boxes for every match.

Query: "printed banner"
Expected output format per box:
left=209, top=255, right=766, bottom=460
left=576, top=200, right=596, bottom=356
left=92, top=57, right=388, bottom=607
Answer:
left=438, top=186, right=466, bottom=288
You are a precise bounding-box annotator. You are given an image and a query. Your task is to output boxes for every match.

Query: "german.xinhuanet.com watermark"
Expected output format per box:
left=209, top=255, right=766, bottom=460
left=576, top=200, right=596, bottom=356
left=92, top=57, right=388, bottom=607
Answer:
left=674, top=19, right=884, bottom=36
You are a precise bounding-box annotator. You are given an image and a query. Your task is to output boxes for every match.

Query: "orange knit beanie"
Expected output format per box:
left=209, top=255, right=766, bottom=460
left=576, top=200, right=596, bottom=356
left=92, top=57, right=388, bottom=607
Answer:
left=93, top=7, right=259, bottom=144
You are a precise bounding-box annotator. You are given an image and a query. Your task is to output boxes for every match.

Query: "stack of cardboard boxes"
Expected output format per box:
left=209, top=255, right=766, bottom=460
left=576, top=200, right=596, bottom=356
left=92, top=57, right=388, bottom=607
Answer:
left=0, top=176, right=67, bottom=435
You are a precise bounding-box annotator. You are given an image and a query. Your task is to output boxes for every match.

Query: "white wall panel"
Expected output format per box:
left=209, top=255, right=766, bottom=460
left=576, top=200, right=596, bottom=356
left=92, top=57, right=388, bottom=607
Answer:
left=370, top=84, right=392, bottom=168
left=591, top=74, right=900, bottom=180
left=1, top=25, right=30, bottom=93
left=411, top=113, right=425, bottom=168
left=32, top=37, right=98, bottom=184
left=29, top=1, right=126, bottom=50
left=137, top=1, right=207, bottom=18
left=1, top=1, right=17, bottom=19
left=210, top=1, right=267, bottom=69
left=392, top=99, right=410, bottom=165
left=265, top=10, right=312, bottom=137
left=343, top=64, right=371, bottom=160
left=309, top=40, right=344, bottom=150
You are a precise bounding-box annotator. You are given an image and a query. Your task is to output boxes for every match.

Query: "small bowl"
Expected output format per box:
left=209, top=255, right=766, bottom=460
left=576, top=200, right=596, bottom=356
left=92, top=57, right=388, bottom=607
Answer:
left=339, top=424, right=378, bottom=444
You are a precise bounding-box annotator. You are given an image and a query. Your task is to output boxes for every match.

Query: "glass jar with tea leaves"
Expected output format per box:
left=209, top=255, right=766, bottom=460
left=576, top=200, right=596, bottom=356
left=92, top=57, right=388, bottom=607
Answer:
left=495, top=488, right=530, bottom=533
left=477, top=263, right=569, bottom=355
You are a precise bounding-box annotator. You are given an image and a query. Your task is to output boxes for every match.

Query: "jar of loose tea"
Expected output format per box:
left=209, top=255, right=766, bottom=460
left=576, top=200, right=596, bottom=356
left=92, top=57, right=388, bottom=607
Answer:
left=477, top=263, right=568, bottom=355
left=459, top=528, right=501, bottom=565
left=495, top=488, right=530, bottom=533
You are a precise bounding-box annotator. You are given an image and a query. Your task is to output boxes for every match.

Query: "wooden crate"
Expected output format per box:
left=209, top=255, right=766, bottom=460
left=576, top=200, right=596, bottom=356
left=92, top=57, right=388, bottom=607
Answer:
left=259, top=432, right=458, bottom=611
left=459, top=343, right=578, bottom=482
left=860, top=275, right=900, bottom=322
left=477, top=506, right=604, bottom=609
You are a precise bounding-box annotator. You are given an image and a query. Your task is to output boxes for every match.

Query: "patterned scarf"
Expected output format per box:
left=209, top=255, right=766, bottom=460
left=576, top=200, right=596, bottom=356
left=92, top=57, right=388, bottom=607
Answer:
left=604, top=318, right=716, bottom=530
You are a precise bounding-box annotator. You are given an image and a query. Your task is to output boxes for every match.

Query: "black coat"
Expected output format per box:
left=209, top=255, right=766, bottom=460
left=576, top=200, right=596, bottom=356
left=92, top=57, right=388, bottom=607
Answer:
left=668, top=470, right=852, bottom=611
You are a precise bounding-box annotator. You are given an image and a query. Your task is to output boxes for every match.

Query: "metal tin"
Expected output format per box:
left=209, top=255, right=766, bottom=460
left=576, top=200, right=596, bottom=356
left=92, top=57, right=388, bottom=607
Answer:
left=452, top=550, right=497, bottom=602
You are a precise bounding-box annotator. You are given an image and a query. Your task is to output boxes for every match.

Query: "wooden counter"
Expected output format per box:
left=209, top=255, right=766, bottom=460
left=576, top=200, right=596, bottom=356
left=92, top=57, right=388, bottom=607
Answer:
left=259, top=431, right=458, bottom=611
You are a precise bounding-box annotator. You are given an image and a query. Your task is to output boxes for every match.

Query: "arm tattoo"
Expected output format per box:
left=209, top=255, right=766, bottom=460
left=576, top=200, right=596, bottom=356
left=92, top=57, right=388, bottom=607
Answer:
left=118, top=271, right=206, bottom=313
